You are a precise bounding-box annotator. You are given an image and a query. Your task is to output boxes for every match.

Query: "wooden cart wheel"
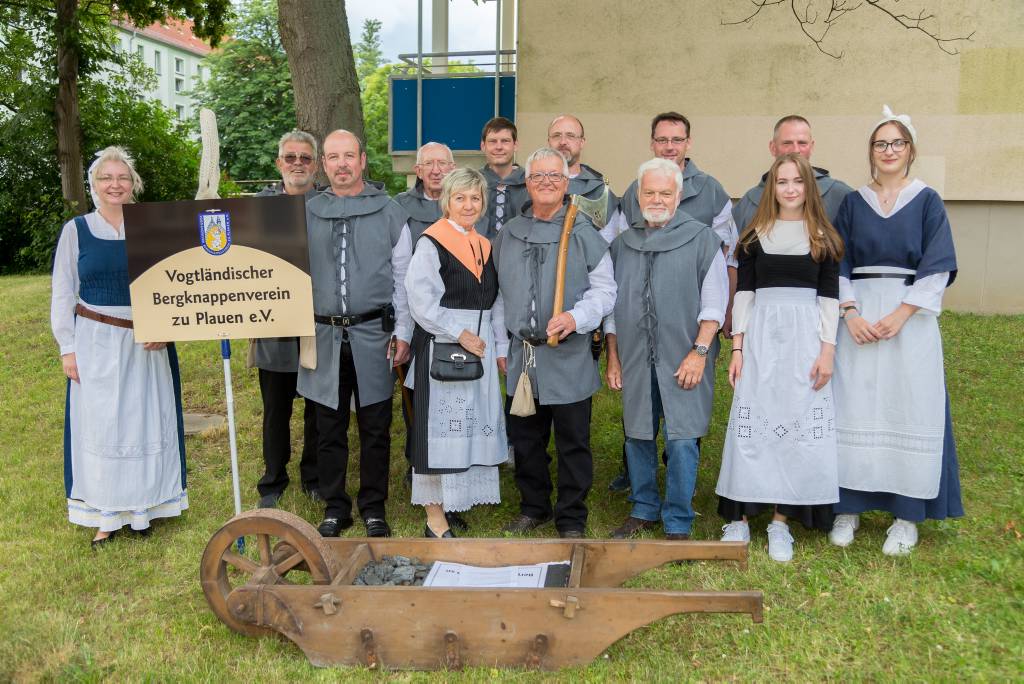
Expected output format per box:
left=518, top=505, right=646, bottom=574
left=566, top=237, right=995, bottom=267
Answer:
left=200, top=509, right=341, bottom=636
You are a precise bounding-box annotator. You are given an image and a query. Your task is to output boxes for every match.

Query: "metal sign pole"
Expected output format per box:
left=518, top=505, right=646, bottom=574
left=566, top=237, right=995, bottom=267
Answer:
left=221, top=339, right=244, bottom=552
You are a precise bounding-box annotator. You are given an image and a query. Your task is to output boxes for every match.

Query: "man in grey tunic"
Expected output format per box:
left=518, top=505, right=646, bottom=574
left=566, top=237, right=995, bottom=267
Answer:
left=476, top=116, right=529, bottom=239
left=251, top=130, right=321, bottom=508
left=608, top=112, right=739, bottom=494
left=297, top=129, right=414, bottom=538
left=605, top=158, right=729, bottom=540
left=546, top=114, right=620, bottom=240
left=493, top=147, right=616, bottom=538
left=733, top=114, right=853, bottom=232
left=393, top=142, right=454, bottom=240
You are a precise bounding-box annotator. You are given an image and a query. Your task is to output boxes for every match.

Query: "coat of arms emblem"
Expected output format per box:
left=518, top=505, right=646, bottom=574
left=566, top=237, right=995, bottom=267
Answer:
left=199, top=210, right=231, bottom=256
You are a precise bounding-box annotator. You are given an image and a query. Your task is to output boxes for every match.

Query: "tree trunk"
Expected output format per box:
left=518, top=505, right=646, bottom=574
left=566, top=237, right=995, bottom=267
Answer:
left=278, top=0, right=365, bottom=162
left=55, top=0, right=87, bottom=212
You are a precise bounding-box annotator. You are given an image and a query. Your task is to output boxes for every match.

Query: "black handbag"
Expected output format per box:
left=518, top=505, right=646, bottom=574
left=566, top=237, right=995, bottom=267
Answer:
left=429, top=241, right=486, bottom=382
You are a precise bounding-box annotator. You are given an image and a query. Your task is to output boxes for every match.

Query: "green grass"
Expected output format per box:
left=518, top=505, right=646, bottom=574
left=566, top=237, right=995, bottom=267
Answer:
left=1, top=274, right=1021, bottom=681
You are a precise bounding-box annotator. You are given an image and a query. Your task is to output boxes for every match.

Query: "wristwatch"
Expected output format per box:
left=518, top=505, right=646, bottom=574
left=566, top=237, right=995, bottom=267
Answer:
left=840, top=305, right=860, bottom=319
left=692, top=343, right=709, bottom=357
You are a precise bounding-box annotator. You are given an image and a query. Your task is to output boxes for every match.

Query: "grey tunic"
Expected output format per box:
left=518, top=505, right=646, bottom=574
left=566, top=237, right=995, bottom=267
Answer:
left=733, top=167, right=853, bottom=233
left=476, top=165, right=529, bottom=240
left=610, top=211, right=722, bottom=441
left=250, top=183, right=316, bottom=373
left=492, top=203, right=610, bottom=405
left=297, top=184, right=411, bottom=409
left=394, top=181, right=441, bottom=241
left=620, top=158, right=730, bottom=228
left=568, top=163, right=620, bottom=225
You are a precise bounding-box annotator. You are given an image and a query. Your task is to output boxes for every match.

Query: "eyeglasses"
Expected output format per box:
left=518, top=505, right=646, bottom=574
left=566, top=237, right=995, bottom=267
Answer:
left=281, top=153, right=314, bottom=165
left=96, top=174, right=132, bottom=184
left=872, top=139, right=909, bottom=153
left=527, top=172, right=567, bottom=184
left=652, top=136, right=689, bottom=145
left=548, top=132, right=582, bottom=142
left=416, top=160, right=455, bottom=170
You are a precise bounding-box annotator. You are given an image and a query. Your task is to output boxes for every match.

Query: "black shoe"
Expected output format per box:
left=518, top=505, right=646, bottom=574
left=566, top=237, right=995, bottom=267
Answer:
left=608, top=471, right=630, bottom=493
left=317, top=517, right=353, bottom=537
left=501, top=513, right=552, bottom=534
left=425, top=524, right=455, bottom=538
left=91, top=529, right=118, bottom=549
left=665, top=532, right=690, bottom=541
left=611, top=516, right=658, bottom=539
left=559, top=529, right=585, bottom=539
left=258, top=492, right=281, bottom=508
left=445, top=511, right=469, bottom=533
left=364, top=518, right=392, bottom=538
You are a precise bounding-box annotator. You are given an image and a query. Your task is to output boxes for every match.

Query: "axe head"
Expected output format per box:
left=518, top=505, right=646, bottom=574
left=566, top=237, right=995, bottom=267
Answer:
left=570, top=180, right=610, bottom=229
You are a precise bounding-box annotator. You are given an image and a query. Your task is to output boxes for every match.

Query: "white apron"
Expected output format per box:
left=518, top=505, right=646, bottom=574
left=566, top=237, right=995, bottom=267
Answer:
left=833, top=266, right=945, bottom=498
left=716, top=288, right=839, bottom=505
left=68, top=305, right=187, bottom=530
left=405, top=307, right=507, bottom=470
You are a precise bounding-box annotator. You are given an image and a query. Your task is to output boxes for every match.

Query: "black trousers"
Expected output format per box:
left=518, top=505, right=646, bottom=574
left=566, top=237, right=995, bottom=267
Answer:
left=507, top=396, right=593, bottom=533
left=256, top=368, right=319, bottom=497
left=314, top=342, right=392, bottom=521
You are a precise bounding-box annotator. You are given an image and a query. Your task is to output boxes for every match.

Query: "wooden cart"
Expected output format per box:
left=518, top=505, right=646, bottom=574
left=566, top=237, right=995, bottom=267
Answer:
left=200, top=510, right=763, bottom=670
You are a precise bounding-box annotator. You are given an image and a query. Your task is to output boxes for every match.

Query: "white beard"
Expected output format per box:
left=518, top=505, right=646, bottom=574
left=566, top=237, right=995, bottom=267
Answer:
left=642, top=206, right=672, bottom=224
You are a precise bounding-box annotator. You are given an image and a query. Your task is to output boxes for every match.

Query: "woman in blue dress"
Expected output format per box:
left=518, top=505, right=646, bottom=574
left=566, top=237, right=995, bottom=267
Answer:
left=829, top=106, right=962, bottom=556
left=51, top=146, right=187, bottom=549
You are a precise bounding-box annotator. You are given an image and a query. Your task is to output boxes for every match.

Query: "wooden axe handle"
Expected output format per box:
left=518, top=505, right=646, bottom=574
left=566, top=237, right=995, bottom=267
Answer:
left=547, top=202, right=579, bottom=347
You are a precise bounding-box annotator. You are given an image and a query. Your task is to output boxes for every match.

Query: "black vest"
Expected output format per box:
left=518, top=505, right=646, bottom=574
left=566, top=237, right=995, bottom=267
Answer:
left=422, top=234, right=498, bottom=311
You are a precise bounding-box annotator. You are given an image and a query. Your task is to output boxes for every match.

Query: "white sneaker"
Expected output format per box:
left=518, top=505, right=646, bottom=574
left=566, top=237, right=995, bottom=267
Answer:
left=720, top=520, right=750, bottom=543
left=766, top=521, right=794, bottom=562
left=882, top=519, right=918, bottom=556
left=829, top=514, right=860, bottom=547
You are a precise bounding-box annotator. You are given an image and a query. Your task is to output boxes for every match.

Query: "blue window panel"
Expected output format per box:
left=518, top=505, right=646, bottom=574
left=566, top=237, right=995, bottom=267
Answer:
left=390, top=75, right=516, bottom=153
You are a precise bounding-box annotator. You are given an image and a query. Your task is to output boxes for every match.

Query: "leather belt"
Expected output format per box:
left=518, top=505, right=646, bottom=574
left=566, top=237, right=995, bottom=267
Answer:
left=314, top=309, right=384, bottom=327
left=850, top=273, right=915, bottom=285
left=75, top=303, right=133, bottom=329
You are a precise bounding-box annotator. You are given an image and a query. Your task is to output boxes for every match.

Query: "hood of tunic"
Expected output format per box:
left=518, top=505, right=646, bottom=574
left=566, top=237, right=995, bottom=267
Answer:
left=307, top=181, right=392, bottom=219
left=394, top=182, right=442, bottom=224
left=512, top=199, right=596, bottom=244
left=480, top=164, right=527, bottom=189
left=623, top=209, right=713, bottom=252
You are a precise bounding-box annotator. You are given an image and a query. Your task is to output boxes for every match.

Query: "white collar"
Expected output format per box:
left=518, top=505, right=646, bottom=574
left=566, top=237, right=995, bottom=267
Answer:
left=858, top=178, right=927, bottom=218
left=445, top=218, right=471, bottom=234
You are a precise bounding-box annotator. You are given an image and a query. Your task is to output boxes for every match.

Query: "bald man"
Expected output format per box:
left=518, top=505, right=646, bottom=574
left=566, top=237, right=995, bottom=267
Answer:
left=546, top=114, right=620, bottom=239
left=297, top=129, right=414, bottom=539
left=733, top=115, right=853, bottom=233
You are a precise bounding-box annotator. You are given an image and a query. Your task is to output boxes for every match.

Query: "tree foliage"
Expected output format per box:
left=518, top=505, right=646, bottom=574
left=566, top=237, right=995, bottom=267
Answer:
left=192, top=0, right=295, bottom=182
left=0, top=57, right=200, bottom=273
left=354, top=18, right=383, bottom=86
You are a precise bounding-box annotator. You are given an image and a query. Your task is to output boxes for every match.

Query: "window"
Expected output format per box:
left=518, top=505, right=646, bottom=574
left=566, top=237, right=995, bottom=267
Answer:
left=136, top=44, right=144, bottom=60
left=175, top=77, right=185, bottom=93
left=175, top=105, right=185, bottom=119
left=194, top=63, right=203, bottom=84
left=175, top=57, right=184, bottom=74
left=154, top=50, right=162, bottom=74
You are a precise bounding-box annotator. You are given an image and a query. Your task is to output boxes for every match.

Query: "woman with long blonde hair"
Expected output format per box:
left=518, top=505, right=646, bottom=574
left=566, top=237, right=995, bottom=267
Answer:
left=715, top=153, right=843, bottom=562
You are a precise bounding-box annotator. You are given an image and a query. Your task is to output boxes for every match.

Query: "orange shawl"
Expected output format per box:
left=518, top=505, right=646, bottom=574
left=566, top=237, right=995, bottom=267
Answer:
left=422, top=219, right=491, bottom=282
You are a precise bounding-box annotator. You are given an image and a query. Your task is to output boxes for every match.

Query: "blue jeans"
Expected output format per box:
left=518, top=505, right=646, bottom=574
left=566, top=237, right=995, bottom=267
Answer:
left=625, top=368, right=699, bottom=535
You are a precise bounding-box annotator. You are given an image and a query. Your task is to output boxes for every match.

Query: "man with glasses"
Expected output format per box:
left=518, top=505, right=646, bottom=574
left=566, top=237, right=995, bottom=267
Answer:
left=493, top=147, right=616, bottom=539
left=733, top=114, right=853, bottom=233
left=546, top=114, right=620, bottom=242
left=298, top=129, right=414, bottom=539
left=476, top=116, right=529, bottom=240
left=394, top=142, right=455, bottom=240
left=604, top=158, right=728, bottom=540
left=251, top=130, right=321, bottom=508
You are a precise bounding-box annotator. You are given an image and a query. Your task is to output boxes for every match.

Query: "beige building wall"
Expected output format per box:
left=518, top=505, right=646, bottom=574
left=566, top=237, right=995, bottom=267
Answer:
left=514, top=0, right=1024, bottom=313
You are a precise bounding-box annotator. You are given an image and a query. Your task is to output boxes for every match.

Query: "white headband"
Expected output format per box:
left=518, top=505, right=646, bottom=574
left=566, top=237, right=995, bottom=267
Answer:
left=874, top=104, right=917, bottom=144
